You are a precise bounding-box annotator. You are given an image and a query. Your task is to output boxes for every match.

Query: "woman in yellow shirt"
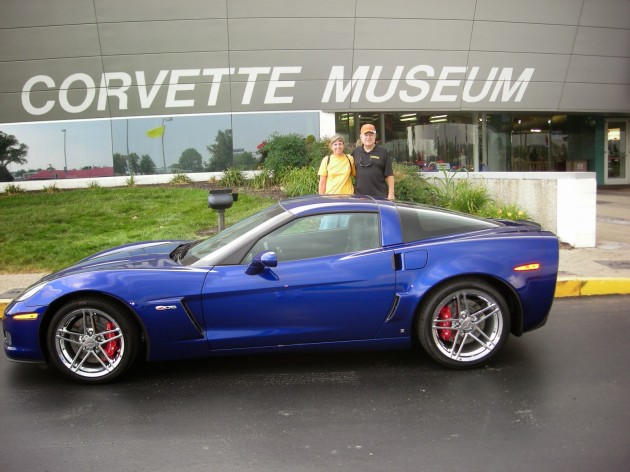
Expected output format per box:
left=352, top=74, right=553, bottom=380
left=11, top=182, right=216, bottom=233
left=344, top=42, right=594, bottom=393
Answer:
left=318, top=134, right=356, bottom=194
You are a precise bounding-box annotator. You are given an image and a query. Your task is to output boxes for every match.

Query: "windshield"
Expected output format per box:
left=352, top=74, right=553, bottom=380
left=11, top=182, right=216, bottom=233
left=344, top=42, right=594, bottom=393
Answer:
left=180, top=203, right=286, bottom=265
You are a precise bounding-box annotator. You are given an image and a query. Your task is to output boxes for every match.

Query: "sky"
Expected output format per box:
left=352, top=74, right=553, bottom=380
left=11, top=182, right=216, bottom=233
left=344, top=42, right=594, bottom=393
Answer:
left=1, top=111, right=321, bottom=172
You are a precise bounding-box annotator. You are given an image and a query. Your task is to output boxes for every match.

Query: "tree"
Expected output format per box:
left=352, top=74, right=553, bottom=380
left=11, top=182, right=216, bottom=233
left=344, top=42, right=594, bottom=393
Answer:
left=113, top=153, right=127, bottom=175
left=0, top=131, right=28, bottom=182
left=206, top=129, right=233, bottom=171
left=128, top=152, right=141, bottom=174
left=139, top=154, right=156, bottom=174
left=178, top=148, right=204, bottom=172
left=233, top=151, right=257, bottom=170
left=262, top=133, right=309, bottom=177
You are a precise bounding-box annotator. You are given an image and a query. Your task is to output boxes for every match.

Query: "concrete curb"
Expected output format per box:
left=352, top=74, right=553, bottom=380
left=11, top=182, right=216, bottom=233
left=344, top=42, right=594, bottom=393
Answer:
left=1, top=300, right=10, bottom=319
left=555, top=277, right=630, bottom=298
left=2, top=278, right=630, bottom=320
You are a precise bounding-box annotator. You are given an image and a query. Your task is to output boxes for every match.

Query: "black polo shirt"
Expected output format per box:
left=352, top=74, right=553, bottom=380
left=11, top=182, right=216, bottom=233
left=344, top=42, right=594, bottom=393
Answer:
left=351, top=144, right=393, bottom=198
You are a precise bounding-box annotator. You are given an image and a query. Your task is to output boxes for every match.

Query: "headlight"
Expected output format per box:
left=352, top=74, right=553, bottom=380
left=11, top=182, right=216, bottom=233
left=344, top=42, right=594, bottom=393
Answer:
left=14, top=282, right=47, bottom=302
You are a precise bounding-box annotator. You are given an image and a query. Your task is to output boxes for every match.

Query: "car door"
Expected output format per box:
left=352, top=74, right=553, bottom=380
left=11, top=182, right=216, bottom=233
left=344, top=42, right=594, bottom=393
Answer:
left=200, top=212, right=396, bottom=350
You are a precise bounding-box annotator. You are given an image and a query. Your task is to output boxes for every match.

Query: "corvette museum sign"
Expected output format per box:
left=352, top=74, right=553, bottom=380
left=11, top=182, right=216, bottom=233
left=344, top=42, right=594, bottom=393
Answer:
left=21, top=64, right=535, bottom=116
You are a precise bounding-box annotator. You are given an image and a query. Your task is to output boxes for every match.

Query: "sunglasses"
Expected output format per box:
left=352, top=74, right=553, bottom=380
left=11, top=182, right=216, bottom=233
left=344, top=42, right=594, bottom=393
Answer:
left=359, top=156, right=372, bottom=167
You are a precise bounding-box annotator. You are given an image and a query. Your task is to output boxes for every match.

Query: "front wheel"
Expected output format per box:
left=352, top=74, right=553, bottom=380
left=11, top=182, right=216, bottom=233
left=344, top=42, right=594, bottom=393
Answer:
left=417, top=279, right=510, bottom=368
left=46, top=297, right=139, bottom=383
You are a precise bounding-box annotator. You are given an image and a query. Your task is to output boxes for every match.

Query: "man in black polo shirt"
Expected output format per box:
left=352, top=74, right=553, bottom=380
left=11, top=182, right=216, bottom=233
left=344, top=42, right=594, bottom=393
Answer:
left=351, top=124, right=395, bottom=199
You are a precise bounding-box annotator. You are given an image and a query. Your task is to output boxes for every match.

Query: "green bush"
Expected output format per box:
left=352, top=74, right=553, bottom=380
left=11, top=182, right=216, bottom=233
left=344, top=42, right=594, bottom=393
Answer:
left=479, top=202, right=530, bottom=221
left=42, top=183, right=60, bottom=193
left=170, top=173, right=193, bottom=185
left=307, top=135, right=334, bottom=168
left=392, top=163, right=437, bottom=204
left=281, top=166, right=318, bottom=197
left=219, top=167, right=246, bottom=187
left=249, top=169, right=276, bottom=189
left=446, top=180, right=493, bottom=214
left=3, top=184, right=24, bottom=195
left=262, top=133, right=309, bottom=179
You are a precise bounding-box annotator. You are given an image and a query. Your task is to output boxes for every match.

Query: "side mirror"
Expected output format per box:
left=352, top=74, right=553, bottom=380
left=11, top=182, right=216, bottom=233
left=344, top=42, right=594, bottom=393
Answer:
left=245, top=251, right=278, bottom=275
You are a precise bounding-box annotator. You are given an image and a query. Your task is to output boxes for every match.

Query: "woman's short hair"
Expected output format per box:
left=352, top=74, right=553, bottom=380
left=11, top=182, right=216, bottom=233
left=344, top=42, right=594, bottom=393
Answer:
left=328, top=134, right=345, bottom=151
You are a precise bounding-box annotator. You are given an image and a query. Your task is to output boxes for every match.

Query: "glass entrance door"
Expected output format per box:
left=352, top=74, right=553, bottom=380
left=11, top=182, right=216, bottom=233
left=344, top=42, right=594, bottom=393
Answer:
left=605, top=120, right=628, bottom=184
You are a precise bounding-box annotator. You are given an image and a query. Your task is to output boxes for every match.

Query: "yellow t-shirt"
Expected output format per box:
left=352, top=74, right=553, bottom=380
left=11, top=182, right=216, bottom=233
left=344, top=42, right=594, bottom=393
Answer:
left=318, top=154, right=356, bottom=194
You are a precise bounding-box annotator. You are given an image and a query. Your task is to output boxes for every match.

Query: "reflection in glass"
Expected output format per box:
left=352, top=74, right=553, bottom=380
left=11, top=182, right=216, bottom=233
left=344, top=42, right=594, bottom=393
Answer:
left=2, top=111, right=322, bottom=180
left=607, top=122, right=626, bottom=179
left=111, top=114, right=232, bottom=174
left=405, top=115, right=475, bottom=171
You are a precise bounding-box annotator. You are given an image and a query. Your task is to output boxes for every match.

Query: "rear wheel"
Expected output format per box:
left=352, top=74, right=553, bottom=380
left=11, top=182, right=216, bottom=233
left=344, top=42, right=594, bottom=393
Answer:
left=418, top=279, right=510, bottom=368
left=46, top=297, right=138, bottom=383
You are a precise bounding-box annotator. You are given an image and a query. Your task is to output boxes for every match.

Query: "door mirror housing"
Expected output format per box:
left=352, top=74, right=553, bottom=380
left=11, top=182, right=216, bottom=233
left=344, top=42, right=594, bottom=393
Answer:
left=245, top=251, right=278, bottom=275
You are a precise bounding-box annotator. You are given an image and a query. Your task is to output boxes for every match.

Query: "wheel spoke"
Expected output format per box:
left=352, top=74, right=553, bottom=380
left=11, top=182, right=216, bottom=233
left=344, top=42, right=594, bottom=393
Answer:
left=468, top=331, right=496, bottom=352
left=69, top=347, right=92, bottom=373
left=93, top=350, right=116, bottom=372
left=473, top=304, right=499, bottom=324
left=457, top=291, right=467, bottom=316
left=453, top=333, right=469, bottom=358
left=55, top=328, right=82, bottom=346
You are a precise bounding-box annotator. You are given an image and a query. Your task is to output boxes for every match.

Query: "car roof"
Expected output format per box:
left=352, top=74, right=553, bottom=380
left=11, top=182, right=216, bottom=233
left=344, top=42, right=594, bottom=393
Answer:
left=278, top=194, right=394, bottom=216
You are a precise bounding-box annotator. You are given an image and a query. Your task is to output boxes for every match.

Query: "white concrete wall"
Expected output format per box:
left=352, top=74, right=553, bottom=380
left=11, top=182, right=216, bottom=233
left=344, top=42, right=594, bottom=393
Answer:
left=423, top=171, right=597, bottom=247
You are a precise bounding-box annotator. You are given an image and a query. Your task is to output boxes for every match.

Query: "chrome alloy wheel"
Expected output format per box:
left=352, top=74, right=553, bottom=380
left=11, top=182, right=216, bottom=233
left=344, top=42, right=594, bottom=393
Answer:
left=431, top=289, right=504, bottom=363
left=53, top=307, right=125, bottom=379
left=418, top=279, right=510, bottom=368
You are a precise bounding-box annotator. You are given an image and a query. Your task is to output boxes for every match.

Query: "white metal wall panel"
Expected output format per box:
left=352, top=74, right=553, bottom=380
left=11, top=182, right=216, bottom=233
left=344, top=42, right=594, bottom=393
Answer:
left=0, top=25, right=101, bottom=61
left=228, top=18, right=355, bottom=50
left=98, top=20, right=229, bottom=56
left=474, top=0, right=583, bottom=25
left=0, top=0, right=96, bottom=28
left=580, top=0, right=630, bottom=29
left=354, top=19, right=474, bottom=50
left=0, top=0, right=628, bottom=124
left=228, top=0, right=356, bottom=17
left=470, top=22, right=578, bottom=54
left=357, top=0, right=476, bottom=19
left=94, top=0, right=227, bottom=21
left=566, top=56, right=630, bottom=84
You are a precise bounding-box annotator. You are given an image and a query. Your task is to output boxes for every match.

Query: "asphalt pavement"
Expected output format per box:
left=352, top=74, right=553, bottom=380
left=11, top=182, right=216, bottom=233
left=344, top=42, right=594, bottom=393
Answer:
left=1, top=296, right=628, bottom=471
left=1, top=187, right=629, bottom=317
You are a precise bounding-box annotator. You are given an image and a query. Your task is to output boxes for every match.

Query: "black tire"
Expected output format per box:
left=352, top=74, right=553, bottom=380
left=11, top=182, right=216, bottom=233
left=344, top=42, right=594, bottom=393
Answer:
left=417, top=278, right=510, bottom=368
left=46, top=297, right=139, bottom=384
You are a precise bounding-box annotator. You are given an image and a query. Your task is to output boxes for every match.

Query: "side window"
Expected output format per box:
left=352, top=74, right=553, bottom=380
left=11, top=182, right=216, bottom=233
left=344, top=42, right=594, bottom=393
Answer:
left=398, top=204, right=498, bottom=243
left=244, top=212, right=380, bottom=262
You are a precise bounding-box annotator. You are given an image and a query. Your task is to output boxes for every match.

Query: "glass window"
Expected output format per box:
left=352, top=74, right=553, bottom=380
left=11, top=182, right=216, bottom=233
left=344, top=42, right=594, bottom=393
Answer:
left=402, top=113, right=475, bottom=171
left=112, top=114, right=232, bottom=174
left=232, top=111, right=320, bottom=171
left=339, top=112, right=476, bottom=168
left=246, top=212, right=380, bottom=262
left=397, top=204, right=498, bottom=243
left=2, top=111, right=321, bottom=179
left=184, top=203, right=289, bottom=266
left=482, top=114, right=597, bottom=173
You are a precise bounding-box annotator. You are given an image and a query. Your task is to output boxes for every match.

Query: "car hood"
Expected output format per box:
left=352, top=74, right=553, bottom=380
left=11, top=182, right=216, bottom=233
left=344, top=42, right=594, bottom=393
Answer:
left=43, top=240, right=189, bottom=281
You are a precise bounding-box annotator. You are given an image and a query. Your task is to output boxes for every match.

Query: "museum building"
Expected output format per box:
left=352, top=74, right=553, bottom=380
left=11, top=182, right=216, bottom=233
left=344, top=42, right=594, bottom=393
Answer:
left=0, top=0, right=628, bottom=185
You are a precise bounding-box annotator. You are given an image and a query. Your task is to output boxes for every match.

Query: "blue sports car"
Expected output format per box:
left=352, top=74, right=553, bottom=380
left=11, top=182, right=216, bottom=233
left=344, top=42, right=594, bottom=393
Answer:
left=3, top=195, right=559, bottom=383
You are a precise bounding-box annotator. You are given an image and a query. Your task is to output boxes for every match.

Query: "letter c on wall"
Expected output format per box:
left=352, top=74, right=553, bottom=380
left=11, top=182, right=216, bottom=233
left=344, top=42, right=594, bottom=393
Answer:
left=21, top=75, right=55, bottom=116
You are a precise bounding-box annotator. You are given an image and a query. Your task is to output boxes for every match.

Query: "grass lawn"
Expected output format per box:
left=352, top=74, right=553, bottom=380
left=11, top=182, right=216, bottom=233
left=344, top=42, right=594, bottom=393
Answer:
left=0, top=186, right=275, bottom=273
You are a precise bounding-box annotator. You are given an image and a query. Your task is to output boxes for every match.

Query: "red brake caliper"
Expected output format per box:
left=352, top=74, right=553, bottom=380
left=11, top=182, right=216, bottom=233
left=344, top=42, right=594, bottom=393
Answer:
left=104, top=322, right=119, bottom=358
left=437, top=305, right=453, bottom=342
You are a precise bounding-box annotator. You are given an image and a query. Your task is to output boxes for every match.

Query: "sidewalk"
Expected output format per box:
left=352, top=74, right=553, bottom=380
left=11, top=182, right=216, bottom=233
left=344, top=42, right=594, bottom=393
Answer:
left=555, top=186, right=630, bottom=296
left=1, top=187, right=629, bottom=317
